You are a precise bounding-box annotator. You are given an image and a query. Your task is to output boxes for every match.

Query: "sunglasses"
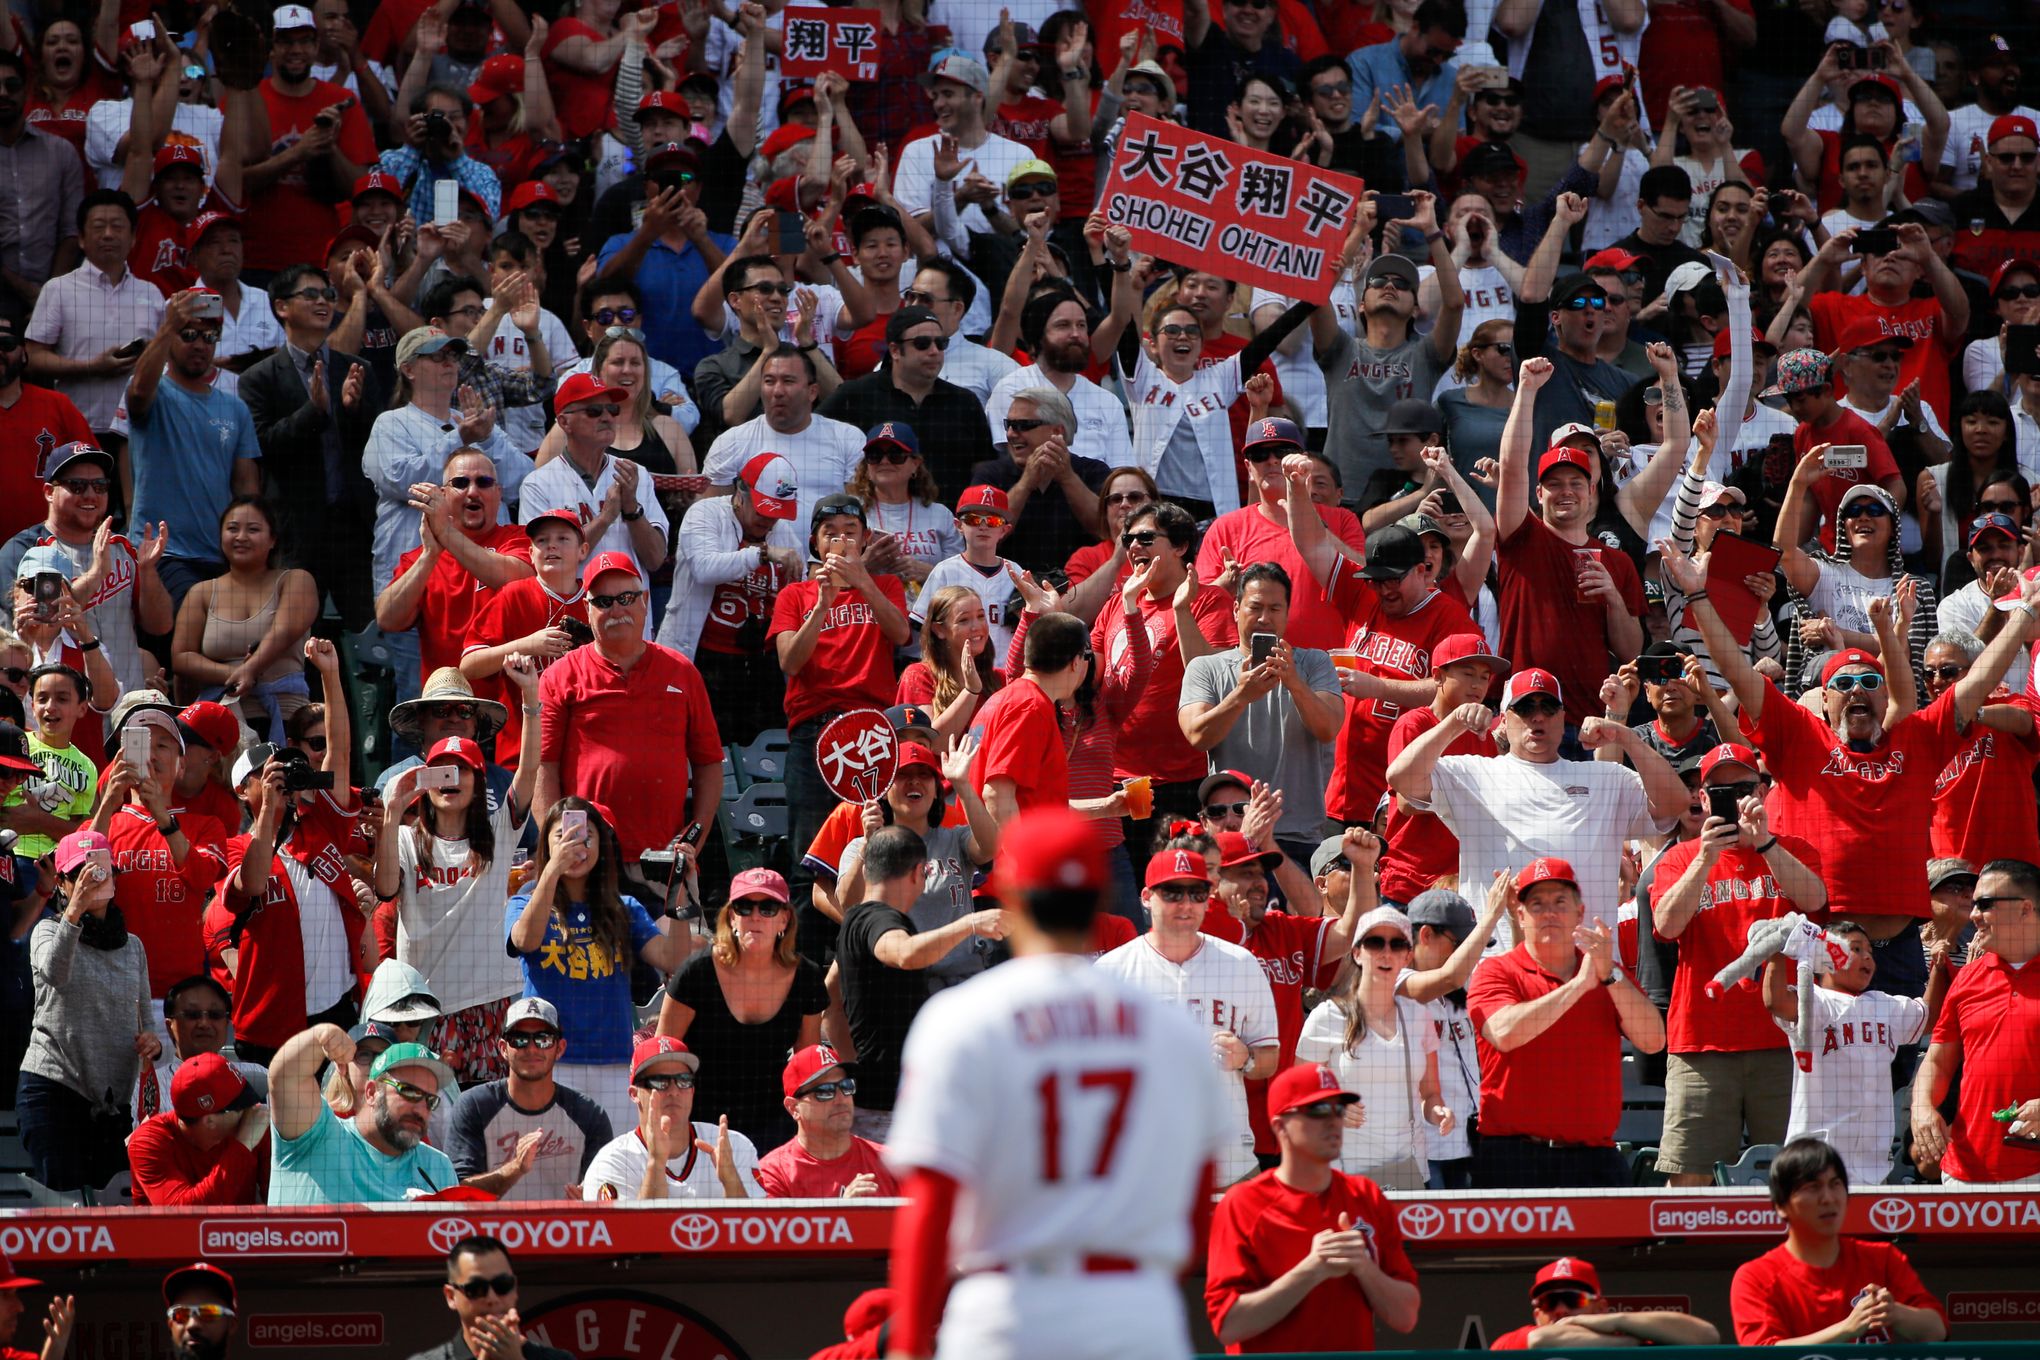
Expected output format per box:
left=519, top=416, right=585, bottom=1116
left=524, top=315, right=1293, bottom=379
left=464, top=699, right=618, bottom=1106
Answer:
left=288, top=286, right=340, bottom=302
left=730, top=899, right=786, bottom=917
left=1476, top=91, right=1523, bottom=106
left=1997, top=283, right=2040, bottom=301
left=591, top=589, right=644, bottom=609
left=1697, top=503, right=1744, bottom=520
left=1311, top=80, right=1351, bottom=96
left=638, top=1071, right=696, bottom=1092
left=1150, top=884, right=1204, bottom=902
left=798, top=1077, right=858, bottom=1101
left=744, top=281, right=795, bottom=296
left=569, top=403, right=622, bottom=418
left=172, top=1007, right=230, bottom=1021
left=1359, top=935, right=1412, bottom=953
left=1826, top=671, right=1885, bottom=693
left=1560, top=294, right=1609, bottom=310
left=1121, top=528, right=1161, bottom=547
left=1838, top=501, right=1893, bottom=521
left=593, top=306, right=640, bottom=325
left=1971, top=894, right=2027, bottom=913
left=1244, top=444, right=1296, bottom=463
left=1511, top=696, right=1564, bottom=717
left=455, top=1273, right=517, bottom=1300
left=866, top=446, right=915, bottom=464
left=1926, top=663, right=1967, bottom=682
left=297, top=734, right=328, bottom=753
left=1105, top=491, right=1152, bottom=506
left=376, top=1076, right=440, bottom=1110
left=958, top=511, right=1007, bottom=528
left=901, top=289, right=950, bottom=308
left=179, top=329, right=222, bottom=344
left=1540, top=1290, right=1589, bottom=1311
left=1853, top=349, right=1905, bottom=365
left=899, top=334, right=949, bottom=352
left=0, top=336, right=20, bottom=353
left=1290, top=1100, right=1348, bottom=1118
left=1365, top=274, right=1410, bottom=293
left=1203, top=800, right=1248, bottom=819
left=57, top=477, right=112, bottom=493
left=1008, top=182, right=1056, bottom=200
left=1004, top=417, right=1047, bottom=433
left=167, top=1305, right=236, bottom=1325
left=503, top=1029, right=560, bottom=1049
left=446, top=474, right=497, bottom=490
left=1475, top=342, right=1515, bottom=356
left=1993, top=151, right=2039, bottom=166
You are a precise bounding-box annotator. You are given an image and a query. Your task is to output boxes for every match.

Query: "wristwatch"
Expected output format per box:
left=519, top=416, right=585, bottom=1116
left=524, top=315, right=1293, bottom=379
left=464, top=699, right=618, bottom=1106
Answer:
left=1602, top=966, right=1625, bottom=988
left=621, top=506, right=644, bottom=522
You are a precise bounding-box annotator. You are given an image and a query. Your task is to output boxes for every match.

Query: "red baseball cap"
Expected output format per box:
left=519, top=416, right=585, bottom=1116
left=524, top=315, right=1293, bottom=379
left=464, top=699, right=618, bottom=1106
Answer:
left=1530, top=1256, right=1602, bottom=1300
left=1581, top=247, right=1643, bottom=273
left=467, top=53, right=524, bottom=105
left=1215, top=830, right=1281, bottom=871
left=178, top=700, right=240, bottom=754
left=426, top=735, right=484, bottom=771
left=154, top=143, right=205, bottom=177
left=1145, top=845, right=1212, bottom=888
left=170, top=1051, right=256, bottom=1120
left=1698, top=742, right=1761, bottom=782
left=729, top=867, right=791, bottom=904
left=161, top=1263, right=234, bottom=1307
left=1000, top=807, right=1107, bottom=895
left=629, top=1034, right=700, bottom=1082
left=1991, top=258, right=2040, bottom=294
left=640, top=91, right=689, bottom=118
left=1537, top=445, right=1596, bottom=482
left=1849, top=73, right=1905, bottom=104
left=525, top=506, right=586, bottom=540
left=896, top=741, right=940, bottom=774
left=324, top=221, right=381, bottom=262
left=1989, top=113, right=2040, bottom=148
left=761, top=123, right=817, bottom=162
left=1819, top=648, right=1883, bottom=687
left=1266, top=1062, right=1360, bottom=1118
left=1501, top=667, right=1563, bottom=710
left=352, top=169, right=406, bottom=203
left=842, top=1288, right=894, bottom=1337
left=185, top=210, right=239, bottom=251
left=1515, top=857, right=1579, bottom=893
left=739, top=452, right=800, bottom=521
left=555, top=372, right=627, bottom=410
left=1833, top=316, right=1912, bottom=354
left=957, top=484, right=1011, bottom=519
left=1432, top=633, right=1508, bottom=674
left=782, top=1043, right=847, bottom=1098
left=584, top=551, right=642, bottom=588
left=1712, top=326, right=1777, bottom=358
left=503, top=180, right=561, bottom=216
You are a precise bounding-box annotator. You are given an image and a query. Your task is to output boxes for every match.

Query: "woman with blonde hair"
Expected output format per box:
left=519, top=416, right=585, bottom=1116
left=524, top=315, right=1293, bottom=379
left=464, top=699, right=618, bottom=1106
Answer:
left=656, top=868, right=825, bottom=1152
left=467, top=23, right=565, bottom=186
left=896, top=585, right=1003, bottom=739
left=1437, top=319, right=1514, bottom=476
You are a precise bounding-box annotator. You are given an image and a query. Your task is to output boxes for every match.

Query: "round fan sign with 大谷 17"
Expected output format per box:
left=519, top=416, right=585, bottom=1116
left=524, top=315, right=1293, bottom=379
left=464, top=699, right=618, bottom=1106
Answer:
left=816, top=709, right=898, bottom=803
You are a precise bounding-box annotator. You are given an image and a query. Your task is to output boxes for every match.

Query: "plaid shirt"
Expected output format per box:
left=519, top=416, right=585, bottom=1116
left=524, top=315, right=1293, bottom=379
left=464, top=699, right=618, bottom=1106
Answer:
left=374, top=145, right=503, bottom=222
left=457, top=347, right=553, bottom=413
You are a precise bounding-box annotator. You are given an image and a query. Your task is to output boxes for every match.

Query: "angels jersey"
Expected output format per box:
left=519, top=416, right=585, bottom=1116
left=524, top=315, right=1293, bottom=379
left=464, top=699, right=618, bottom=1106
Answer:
left=887, top=953, right=1232, bottom=1273
left=1779, top=986, right=1926, bottom=1183
left=1094, top=934, right=1280, bottom=1185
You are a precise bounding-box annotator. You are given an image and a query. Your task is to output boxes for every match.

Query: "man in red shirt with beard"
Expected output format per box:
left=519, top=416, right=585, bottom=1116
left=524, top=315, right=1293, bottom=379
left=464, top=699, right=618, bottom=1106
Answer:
left=1801, top=219, right=1968, bottom=425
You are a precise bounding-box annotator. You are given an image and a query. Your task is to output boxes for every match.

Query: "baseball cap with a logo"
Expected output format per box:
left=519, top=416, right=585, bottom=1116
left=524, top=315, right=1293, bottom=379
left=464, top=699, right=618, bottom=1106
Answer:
left=273, top=4, right=315, bottom=30
left=1242, top=417, right=1305, bottom=455
left=353, top=170, right=405, bottom=203
left=957, top=485, right=1011, bottom=520
left=1698, top=742, right=1762, bottom=782
left=1530, top=1256, right=1602, bottom=1300
left=1432, top=633, right=1508, bottom=675
left=1266, top=1062, right=1360, bottom=1117
left=630, top=1034, right=700, bottom=1082
left=170, top=1052, right=257, bottom=1120
left=426, top=735, right=483, bottom=771
left=1537, top=444, right=1596, bottom=482
left=1989, top=114, right=2040, bottom=149
left=1145, top=846, right=1212, bottom=888
left=739, top=452, right=799, bottom=521
left=782, top=1043, right=847, bottom=1097
left=154, top=144, right=205, bottom=178
left=585, top=552, right=642, bottom=589
left=525, top=506, right=586, bottom=541
left=503, top=996, right=561, bottom=1033
left=1501, top=668, right=1563, bottom=710
left=0, top=721, right=38, bottom=775
left=1515, top=857, right=1579, bottom=893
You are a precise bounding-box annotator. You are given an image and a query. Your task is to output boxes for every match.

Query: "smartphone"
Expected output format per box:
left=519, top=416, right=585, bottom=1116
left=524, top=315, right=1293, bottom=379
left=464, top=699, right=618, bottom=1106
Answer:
left=1852, top=227, right=1899, bottom=256
left=1866, top=43, right=1888, bottom=70
left=1833, top=42, right=1861, bottom=71
left=1474, top=65, right=1509, bottom=90
left=1690, top=88, right=1719, bottom=113
left=2005, top=325, right=2040, bottom=378
left=774, top=210, right=807, bottom=255
left=121, top=723, right=154, bottom=771
left=1637, top=653, right=1683, bottom=685
left=1374, top=193, right=1416, bottom=222
left=1250, top=632, right=1277, bottom=665
left=1436, top=490, right=1461, bottom=515
left=130, top=19, right=156, bottom=40
left=560, top=808, right=588, bottom=841
left=416, top=764, right=461, bottom=791
left=1707, top=785, right=1742, bottom=825
left=1824, top=444, right=1869, bottom=470
left=190, top=291, right=224, bottom=321
left=433, top=179, right=460, bottom=227
left=31, top=571, right=64, bottom=622
left=114, top=337, right=149, bottom=358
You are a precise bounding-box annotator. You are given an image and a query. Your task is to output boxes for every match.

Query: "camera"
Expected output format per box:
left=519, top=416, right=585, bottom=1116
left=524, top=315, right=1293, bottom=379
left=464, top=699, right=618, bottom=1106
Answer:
left=246, top=741, right=336, bottom=793
left=423, top=110, right=452, bottom=144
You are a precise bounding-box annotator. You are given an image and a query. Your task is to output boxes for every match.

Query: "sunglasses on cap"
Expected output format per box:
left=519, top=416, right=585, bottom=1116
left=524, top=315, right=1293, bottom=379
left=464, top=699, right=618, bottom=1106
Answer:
left=591, top=589, right=644, bottom=609
left=455, top=1274, right=516, bottom=1300
left=798, top=1077, right=857, bottom=1101
left=1827, top=671, right=1885, bottom=692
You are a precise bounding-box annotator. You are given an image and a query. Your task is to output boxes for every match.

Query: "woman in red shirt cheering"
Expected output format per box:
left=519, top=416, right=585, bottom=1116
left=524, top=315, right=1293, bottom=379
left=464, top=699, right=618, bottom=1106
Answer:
left=1729, top=1137, right=1948, bottom=1346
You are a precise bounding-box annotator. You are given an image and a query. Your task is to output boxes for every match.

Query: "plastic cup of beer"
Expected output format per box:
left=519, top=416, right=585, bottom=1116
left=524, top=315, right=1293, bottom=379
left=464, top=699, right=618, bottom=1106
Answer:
left=1573, top=547, right=1600, bottom=601
left=1329, top=648, right=1360, bottom=672
left=1123, top=776, right=1153, bottom=820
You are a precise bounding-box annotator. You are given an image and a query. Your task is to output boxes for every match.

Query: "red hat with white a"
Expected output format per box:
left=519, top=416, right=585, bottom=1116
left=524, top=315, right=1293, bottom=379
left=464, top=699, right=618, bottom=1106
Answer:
left=1989, top=114, right=2040, bottom=148
left=640, top=91, right=689, bottom=118
left=1432, top=633, right=1508, bottom=674
left=1266, top=1061, right=1360, bottom=1117
left=1501, top=668, right=1563, bottom=710
left=426, top=735, right=484, bottom=771
left=503, top=180, right=560, bottom=216
left=956, top=485, right=1011, bottom=519
left=525, top=506, right=586, bottom=540
left=584, top=551, right=642, bottom=588
left=1530, top=1256, right=1602, bottom=1299
left=1515, top=857, right=1579, bottom=893
left=782, top=1043, right=847, bottom=1098
left=170, top=1052, right=257, bottom=1120
left=154, top=144, right=205, bottom=177
left=739, top=452, right=799, bottom=521
left=555, top=372, right=627, bottom=410
left=1698, top=742, right=1761, bottom=781
left=353, top=170, right=405, bottom=203
left=1145, top=846, right=1212, bottom=888
left=1537, top=444, right=1597, bottom=482
left=630, top=1034, right=700, bottom=1082
left=1001, top=807, right=1108, bottom=894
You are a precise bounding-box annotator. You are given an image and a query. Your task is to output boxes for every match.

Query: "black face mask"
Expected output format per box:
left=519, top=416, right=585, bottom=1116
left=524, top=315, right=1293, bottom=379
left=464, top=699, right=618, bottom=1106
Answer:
left=77, top=902, right=129, bottom=951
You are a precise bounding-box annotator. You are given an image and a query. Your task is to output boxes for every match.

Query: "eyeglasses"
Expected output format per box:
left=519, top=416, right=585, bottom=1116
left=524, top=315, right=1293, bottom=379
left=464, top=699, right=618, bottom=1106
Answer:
left=1510, top=696, right=1564, bottom=717
left=1202, top=800, right=1248, bottom=819
left=899, top=334, right=949, bottom=352
left=1540, top=1290, right=1589, bottom=1311
left=744, top=281, right=795, bottom=296
left=1004, top=418, right=1047, bottom=433
left=1826, top=671, right=1885, bottom=693
left=1311, top=80, right=1351, bottom=96
left=179, top=329, right=222, bottom=344
left=172, top=1008, right=230, bottom=1022
left=167, top=1305, right=236, bottom=1325
left=376, top=1076, right=441, bottom=1111
left=1853, top=348, right=1905, bottom=365
left=454, top=1273, right=517, bottom=1300
left=1560, top=294, right=1609, bottom=310
left=798, top=1077, right=858, bottom=1101
left=57, top=477, right=112, bottom=493
left=958, top=511, right=1006, bottom=528
left=1150, top=885, right=1204, bottom=902
left=1997, top=283, right=2040, bottom=301
left=1838, top=501, right=1893, bottom=521
left=1993, top=151, right=2039, bottom=166
left=901, top=289, right=951, bottom=308
left=1008, top=181, right=1056, bottom=200
left=1290, top=1100, right=1348, bottom=1118
left=1157, top=323, right=1201, bottom=337
left=503, top=1029, right=560, bottom=1049
left=591, top=589, right=643, bottom=609
left=1971, top=894, right=2028, bottom=913
left=569, top=403, right=621, bottom=418
left=638, top=1071, right=695, bottom=1092
left=1476, top=91, right=1522, bottom=106
left=287, top=286, right=339, bottom=302
left=1698, top=503, right=1743, bottom=520
left=730, top=898, right=786, bottom=917
left=593, top=307, right=640, bottom=325
left=1926, top=663, right=1968, bottom=682
left=1105, top=491, right=1151, bottom=506
left=446, top=475, right=498, bottom=491
left=1358, top=935, right=1412, bottom=953
left=866, top=446, right=915, bottom=464
left=446, top=304, right=485, bottom=320
left=296, top=734, right=328, bottom=753
left=1121, top=528, right=1161, bottom=547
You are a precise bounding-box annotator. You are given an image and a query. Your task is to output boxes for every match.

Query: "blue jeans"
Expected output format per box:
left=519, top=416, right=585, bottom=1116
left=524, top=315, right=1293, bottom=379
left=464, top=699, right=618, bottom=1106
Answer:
left=787, top=715, right=836, bottom=965
left=386, top=629, right=423, bottom=763
left=1107, top=844, right=1145, bottom=930
left=16, top=1070, right=130, bottom=1192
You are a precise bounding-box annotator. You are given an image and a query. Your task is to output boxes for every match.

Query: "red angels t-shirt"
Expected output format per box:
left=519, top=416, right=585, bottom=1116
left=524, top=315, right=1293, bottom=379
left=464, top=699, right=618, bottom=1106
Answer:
left=1650, top=834, right=1822, bottom=1053
left=1093, top=577, right=1239, bottom=785
left=462, top=576, right=587, bottom=767
left=108, top=802, right=230, bottom=998
left=1790, top=409, right=1899, bottom=552
left=25, top=66, right=121, bottom=156
left=1322, top=566, right=1476, bottom=822
left=395, top=523, right=533, bottom=684
left=1496, top=513, right=1646, bottom=727
left=1203, top=903, right=1338, bottom=1155
left=1088, top=911, right=1137, bottom=956
left=1751, top=679, right=1960, bottom=921
left=538, top=642, right=724, bottom=859
left=1929, top=951, right=2040, bottom=1184
left=1812, top=130, right=1931, bottom=216
left=968, top=676, right=1068, bottom=811
left=1205, top=1168, right=1417, bottom=1355
left=131, top=187, right=236, bottom=292
left=768, top=575, right=909, bottom=728
left=1931, top=719, right=2040, bottom=868
left=1809, top=289, right=1959, bottom=425
left=1467, top=946, right=1625, bottom=1145
left=1196, top=505, right=1364, bottom=651
left=754, top=1134, right=900, bottom=1198
left=1731, top=1238, right=1945, bottom=1345
left=0, top=385, right=95, bottom=540
left=242, top=80, right=379, bottom=273
left=1378, top=706, right=1497, bottom=906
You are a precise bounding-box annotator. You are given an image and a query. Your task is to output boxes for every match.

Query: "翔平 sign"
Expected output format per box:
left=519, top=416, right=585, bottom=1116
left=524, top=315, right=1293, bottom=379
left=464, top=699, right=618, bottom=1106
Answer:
left=817, top=709, right=898, bottom=803
left=1100, top=113, right=1362, bottom=305
left=780, top=8, right=881, bottom=80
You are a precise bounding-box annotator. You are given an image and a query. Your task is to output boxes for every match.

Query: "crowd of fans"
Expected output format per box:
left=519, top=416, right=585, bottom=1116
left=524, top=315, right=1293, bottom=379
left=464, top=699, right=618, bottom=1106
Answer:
left=0, top=0, right=2030, bottom=1246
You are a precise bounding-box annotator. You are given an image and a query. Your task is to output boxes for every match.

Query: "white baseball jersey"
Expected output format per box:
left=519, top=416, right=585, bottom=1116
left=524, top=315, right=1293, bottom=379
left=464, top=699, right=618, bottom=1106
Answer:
left=1094, top=934, right=1279, bottom=1185
left=1780, top=986, right=1926, bottom=1184
left=887, top=953, right=1232, bottom=1281
left=582, top=1124, right=765, bottom=1200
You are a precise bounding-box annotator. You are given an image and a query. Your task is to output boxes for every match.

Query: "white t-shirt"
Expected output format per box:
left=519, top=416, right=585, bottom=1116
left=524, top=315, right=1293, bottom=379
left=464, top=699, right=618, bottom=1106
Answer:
left=986, top=366, right=1134, bottom=471
left=717, top=282, right=852, bottom=346
left=473, top=306, right=577, bottom=454
left=1122, top=350, right=1250, bottom=512
left=1673, top=152, right=1758, bottom=248
left=940, top=335, right=1021, bottom=404
left=1252, top=282, right=1359, bottom=429
left=892, top=128, right=1034, bottom=236
left=1943, top=102, right=2040, bottom=194
left=1806, top=555, right=1894, bottom=639
left=1780, top=984, right=1925, bottom=1183
left=1094, top=934, right=1278, bottom=1186
left=86, top=99, right=223, bottom=190
left=395, top=797, right=527, bottom=1014
left=1940, top=580, right=2030, bottom=695
left=583, top=1123, right=765, bottom=1199
left=1582, top=145, right=1650, bottom=252
left=517, top=454, right=672, bottom=632
left=915, top=553, right=1021, bottom=663
left=1424, top=753, right=1673, bottom=939
left=1295, top=992, right=1439, bottom=1172
left=700, top=412, right=863, bottom=529
left=866, top=496, right=963, bottom=608
left=885, top=952, right=1230, bottom=1272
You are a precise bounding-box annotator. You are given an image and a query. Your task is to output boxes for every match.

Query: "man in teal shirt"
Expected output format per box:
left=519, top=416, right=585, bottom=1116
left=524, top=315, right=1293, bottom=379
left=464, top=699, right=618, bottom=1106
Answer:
left=268, top=1028, right=457, bottom=1205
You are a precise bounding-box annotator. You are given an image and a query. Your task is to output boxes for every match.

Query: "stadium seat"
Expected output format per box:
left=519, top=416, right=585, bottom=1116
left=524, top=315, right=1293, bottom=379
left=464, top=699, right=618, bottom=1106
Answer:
left=720, top=782, right=791, bottom=875
left=1629, top=1146, right=1669, bottom=1186
left=738, top=729, right=790, bottom=785
left=0, top=1173, right=87, bottom=1207
left=1714, top=1143, right=1781, bottom=1187
left=91, top=1170, right=134, bottom=1206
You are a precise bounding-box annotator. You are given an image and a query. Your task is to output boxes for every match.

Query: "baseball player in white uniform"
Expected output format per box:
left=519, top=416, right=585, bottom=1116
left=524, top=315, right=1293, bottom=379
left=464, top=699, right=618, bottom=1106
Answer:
left=885, top=809, right=1233, bottom=1360
left=1096, top=846, right=1281, bottom=1187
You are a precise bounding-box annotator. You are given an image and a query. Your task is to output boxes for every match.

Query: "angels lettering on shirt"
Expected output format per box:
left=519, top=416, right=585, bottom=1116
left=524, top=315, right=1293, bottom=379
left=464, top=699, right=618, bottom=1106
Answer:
left=1330, top=352, right=1418, bottom=398
left=804, top=595, right=883, bottom=633
left=411, top=853, right=481, bottom=894
left=1816, top=745, right=1910, bottom=783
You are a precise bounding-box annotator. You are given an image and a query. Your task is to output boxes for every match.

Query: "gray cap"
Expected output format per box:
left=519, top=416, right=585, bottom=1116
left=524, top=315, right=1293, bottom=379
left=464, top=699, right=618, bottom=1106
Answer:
left=1362, top=253, right=1420, bottom=293
left=1926, top=858, right=1977, bottom=892
left=1407, top=888, right=1476, bottom=939
left=1381, top=398, right=1444, bottom=436
left=1309, top=835, right=1351, bottom=879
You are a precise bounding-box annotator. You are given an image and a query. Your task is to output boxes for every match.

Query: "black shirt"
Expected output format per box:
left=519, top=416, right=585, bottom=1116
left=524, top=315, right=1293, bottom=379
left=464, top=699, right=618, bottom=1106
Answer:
left=837, top=901, right=929, bottom=1111
left=662, top=952, right=827, bottom=1152
left=818, top=369, right=995, bottom=494
left=1611, top=231, right=1707, bottom=309
left=691, top=337, right=766, bottom=449
left=966, top=450, right=1111, bottom=576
